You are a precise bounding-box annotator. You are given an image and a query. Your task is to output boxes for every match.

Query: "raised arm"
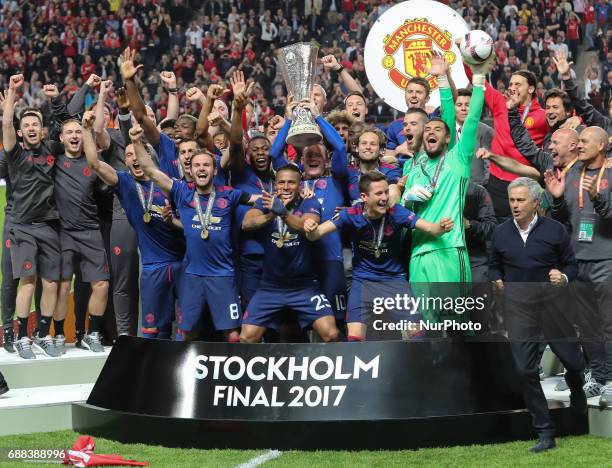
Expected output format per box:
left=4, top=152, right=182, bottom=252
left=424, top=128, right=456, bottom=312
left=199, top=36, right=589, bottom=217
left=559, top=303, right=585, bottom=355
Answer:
left=455, top=68, right=486, bottom=167
left=116, top=87, right=133, bottom=145
left=120, top=47, right=160, bottom=146
left=428, top=52, right=457, bottom=147
left=321, top=55, right=363, bottom=94
left=82, top=111, right=118, bottom=186
left=227, top=87, right=250, bottom=172
left=67, top=74, right=100, bottom=116
left=553, top=50, right=611, bottom=130
left=129, top=124, right=173, bottom=195
left=159, top=71, right=179, bottom=122
left=94, top=80, right=113, bottom=151
left=2, top=75, right=23, bottom=153
left=188, top=86, right=213, bottom=150
left=269, top=97, right=296, bottom=170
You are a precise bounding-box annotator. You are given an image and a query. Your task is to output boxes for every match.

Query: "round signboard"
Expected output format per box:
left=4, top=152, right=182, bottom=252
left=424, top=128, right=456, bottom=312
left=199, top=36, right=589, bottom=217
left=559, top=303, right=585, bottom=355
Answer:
left=364, top=0, right=469, bottom=111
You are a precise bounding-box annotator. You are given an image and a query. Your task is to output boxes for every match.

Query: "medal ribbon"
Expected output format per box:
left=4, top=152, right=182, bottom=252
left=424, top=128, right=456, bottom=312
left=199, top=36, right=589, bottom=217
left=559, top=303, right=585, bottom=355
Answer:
left=420, top=153, right=446, bottom=189
left=135, top=181, right=155, bottom=215
left=194, top=190, right=216, bottom=233
left=275, top=207, right=294, bottom=243
left=365, top=212, right=386, bottom=257
left=578, top=164, right=606, bottom=209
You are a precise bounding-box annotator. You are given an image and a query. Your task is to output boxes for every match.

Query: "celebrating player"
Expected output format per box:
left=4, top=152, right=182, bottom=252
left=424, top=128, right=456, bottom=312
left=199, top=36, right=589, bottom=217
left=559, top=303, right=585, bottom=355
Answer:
left=241, top=164, right=340, bottom=343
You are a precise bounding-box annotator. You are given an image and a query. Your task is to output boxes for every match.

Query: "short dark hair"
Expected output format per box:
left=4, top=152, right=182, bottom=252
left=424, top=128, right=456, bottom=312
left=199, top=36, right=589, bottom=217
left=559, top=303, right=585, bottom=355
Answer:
left=512, top=70, right=537, bottom=96
left=344, top=91, right=368, bottom=107
left=406, top=77, right=431, bottom=96
left=544, top=88, right=573, bottom=112
left=275, top=163, right=301, bottom=179
left=426, top=118, right=450, bottom=135
left=177, top=138, right=199, bottom=149
left=19, top=108, right=43, bottom=126
left=358, top=170, right=387, bottom=195
left=190, top=149, right=216, bottom=169
left=456, top=88, right=473, bottom=98
left=404, top=107, right=429, bottom=120
left=160, top=119, right=176, bottom=130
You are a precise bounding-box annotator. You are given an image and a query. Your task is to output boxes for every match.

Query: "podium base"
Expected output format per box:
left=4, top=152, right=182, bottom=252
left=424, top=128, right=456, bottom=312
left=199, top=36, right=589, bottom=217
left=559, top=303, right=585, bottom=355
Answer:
left=72, top=401, right=587, bottom=450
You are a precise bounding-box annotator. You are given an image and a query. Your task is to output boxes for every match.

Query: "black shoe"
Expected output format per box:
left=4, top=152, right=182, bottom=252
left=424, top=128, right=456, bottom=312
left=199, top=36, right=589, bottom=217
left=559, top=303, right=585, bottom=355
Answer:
left=529, top=438, right=556, bottom=453
left=570, top=387, right=588, bottom=414
left=75, top=331, right=85, bottom=349
left=3, top=329, right=15, bottom=353
left=0, top=372, right=8, bottom=396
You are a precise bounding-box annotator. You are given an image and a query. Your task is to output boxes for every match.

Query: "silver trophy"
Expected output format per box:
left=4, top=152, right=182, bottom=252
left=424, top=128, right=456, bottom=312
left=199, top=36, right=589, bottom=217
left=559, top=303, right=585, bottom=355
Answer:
left=277, top=42, right=323, bottom=147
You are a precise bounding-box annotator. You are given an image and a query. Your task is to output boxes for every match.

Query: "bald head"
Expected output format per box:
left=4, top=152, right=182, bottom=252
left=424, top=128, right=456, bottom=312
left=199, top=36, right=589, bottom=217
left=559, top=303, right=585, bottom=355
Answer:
left=578, top=126, right=610, bottom=163
left=585, top=126, right=610, bottom=148
left=553, top=127, right=579, bottom=144
left=549, top=128, right=579, bottom=167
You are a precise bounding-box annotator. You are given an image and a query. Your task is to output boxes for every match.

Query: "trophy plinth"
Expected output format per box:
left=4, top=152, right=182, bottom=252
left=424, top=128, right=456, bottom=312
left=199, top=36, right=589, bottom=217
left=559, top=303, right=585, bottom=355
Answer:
left=277, top=43, right=323, bottom=148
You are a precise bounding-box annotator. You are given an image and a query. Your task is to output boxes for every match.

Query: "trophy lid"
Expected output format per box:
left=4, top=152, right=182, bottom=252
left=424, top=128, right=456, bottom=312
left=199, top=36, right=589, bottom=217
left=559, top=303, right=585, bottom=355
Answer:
left=277, top=42, right=320, bottom=102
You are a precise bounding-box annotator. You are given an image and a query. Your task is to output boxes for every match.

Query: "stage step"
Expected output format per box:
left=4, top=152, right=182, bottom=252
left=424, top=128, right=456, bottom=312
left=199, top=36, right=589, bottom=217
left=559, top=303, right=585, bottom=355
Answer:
left=0, top=383, right=93, bottom=436
left=542, top=376, right=612, bottom=438
left=0, top=345, right=110, bottom=389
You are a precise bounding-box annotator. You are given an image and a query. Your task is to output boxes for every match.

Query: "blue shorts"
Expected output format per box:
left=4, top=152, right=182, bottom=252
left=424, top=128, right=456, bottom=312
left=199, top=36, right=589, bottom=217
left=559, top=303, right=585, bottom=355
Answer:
left=140, top=261, right=182, bottom=338
left=243, top=279, right=334, bottom=331
left=238, top=254, right=263, bottom=308
left=318, top=260, right=347, bottom=320
left=347, top=277, right=420, bottom=324
left=178, top=274, right=241, bottom=332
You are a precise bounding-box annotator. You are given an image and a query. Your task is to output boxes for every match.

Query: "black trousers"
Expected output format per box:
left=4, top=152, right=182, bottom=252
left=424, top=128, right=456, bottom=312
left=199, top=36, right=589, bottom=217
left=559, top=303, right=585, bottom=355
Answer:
left=1, top=218, right=18, bottom=331
left=109, top=218, right=139, bottom=335
left=505, top=295, right=585, bottom=436
left=573, top=260, right=612, bottom=383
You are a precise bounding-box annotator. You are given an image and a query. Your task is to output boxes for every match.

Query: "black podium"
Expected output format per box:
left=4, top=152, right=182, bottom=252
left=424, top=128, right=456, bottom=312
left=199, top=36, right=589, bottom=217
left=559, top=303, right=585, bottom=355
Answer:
left=72, top=336, right=587, bottom=450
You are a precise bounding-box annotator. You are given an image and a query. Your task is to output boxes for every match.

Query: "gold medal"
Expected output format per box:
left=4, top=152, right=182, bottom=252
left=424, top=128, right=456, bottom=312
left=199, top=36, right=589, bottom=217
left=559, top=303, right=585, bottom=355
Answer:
left=375, top=249, right=381, bottom=259
left=201, top=229, right=209, bottom=240
left=143, top=212, right=151, bottom=223
left=276, top=238, right=284, bottom=248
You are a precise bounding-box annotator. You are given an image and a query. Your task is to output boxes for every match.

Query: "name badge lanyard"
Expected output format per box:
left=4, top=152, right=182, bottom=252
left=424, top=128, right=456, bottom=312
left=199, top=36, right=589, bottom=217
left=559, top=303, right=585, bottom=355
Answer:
left=578, top=165, right=606, bottom=209
left=194, top=190, right=216, bottom=240
left=135, top=181, right=155, bottom=223
left=561, top=158, right=578, bottom=175
left=521, top=101, right=532, bottom=124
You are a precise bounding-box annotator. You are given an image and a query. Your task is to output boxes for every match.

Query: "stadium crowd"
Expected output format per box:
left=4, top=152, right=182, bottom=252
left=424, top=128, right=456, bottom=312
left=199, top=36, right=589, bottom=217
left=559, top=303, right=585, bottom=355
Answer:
left=0, top=0, right=611, bottom=452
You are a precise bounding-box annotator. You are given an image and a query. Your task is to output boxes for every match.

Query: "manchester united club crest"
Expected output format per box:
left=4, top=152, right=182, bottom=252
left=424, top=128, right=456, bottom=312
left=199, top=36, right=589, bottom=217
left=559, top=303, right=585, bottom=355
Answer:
left=364, top=0, right=469, bottom=111
left=382, top=19, right=456, bottom=92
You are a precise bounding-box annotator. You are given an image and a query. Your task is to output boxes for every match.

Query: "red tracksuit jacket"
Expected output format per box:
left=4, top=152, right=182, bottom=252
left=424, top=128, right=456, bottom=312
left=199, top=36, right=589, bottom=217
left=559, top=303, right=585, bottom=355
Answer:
left=464, top=65, right=549, bottom=181
left=485, top=84, right=548, bottom=181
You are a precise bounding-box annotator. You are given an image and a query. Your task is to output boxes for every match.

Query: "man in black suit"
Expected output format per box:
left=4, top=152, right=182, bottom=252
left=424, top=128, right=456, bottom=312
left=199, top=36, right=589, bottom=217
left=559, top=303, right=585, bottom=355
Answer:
left=489, top=177, right=587, bottom=453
